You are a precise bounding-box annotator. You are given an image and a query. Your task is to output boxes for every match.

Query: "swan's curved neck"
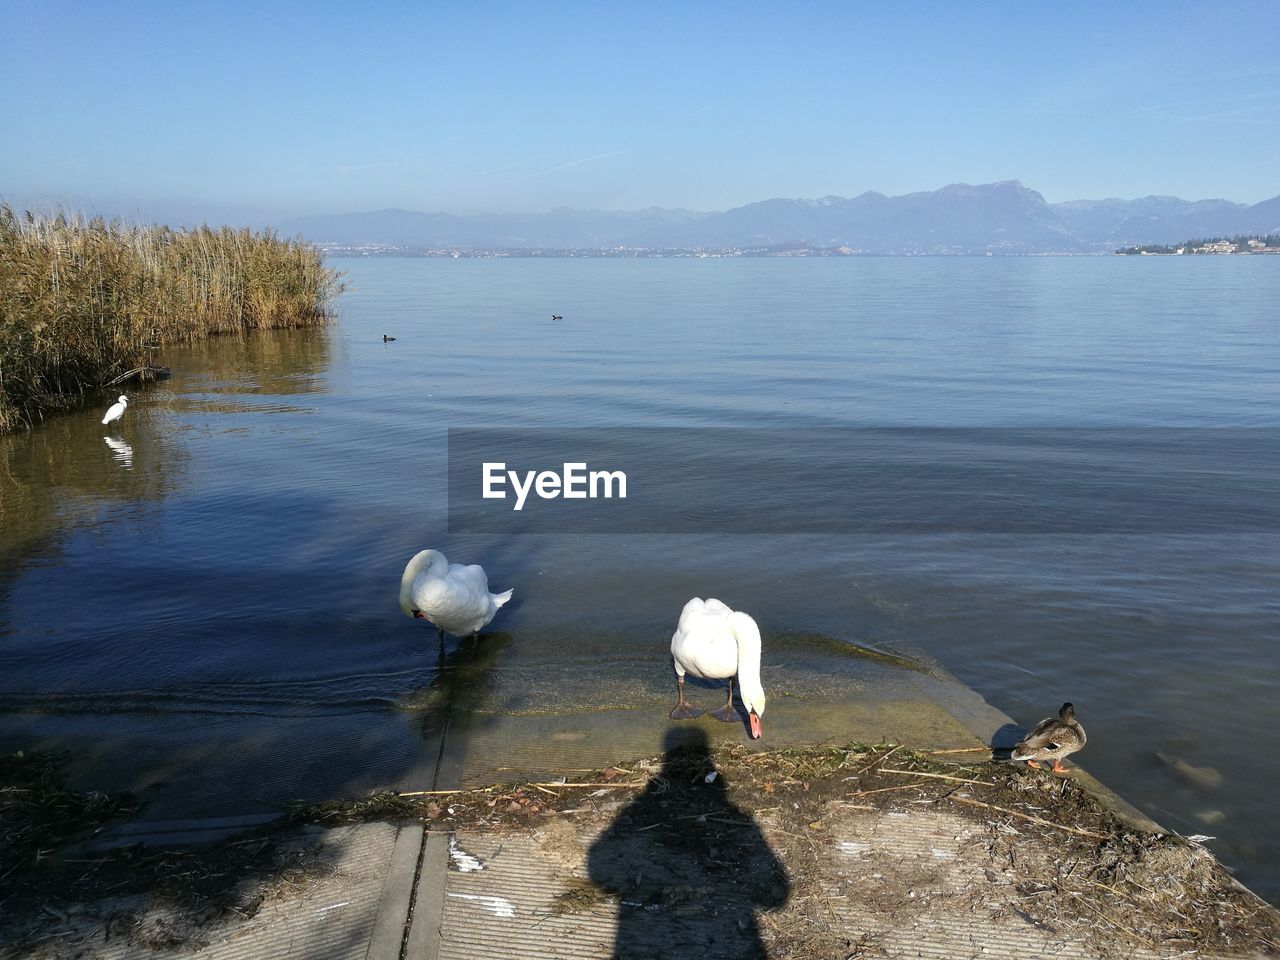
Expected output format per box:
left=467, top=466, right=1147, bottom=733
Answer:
left=399, top=550, right=437, bottom=615
left=730, top=613, right=764, bottom=704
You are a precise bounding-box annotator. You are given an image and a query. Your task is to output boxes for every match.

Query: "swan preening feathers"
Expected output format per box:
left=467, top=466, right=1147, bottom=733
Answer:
left=669, top=597, right=766, bottom=739
left=399, top=549, right=513, bottom=638
left=101, top=395, right=128, bottom=426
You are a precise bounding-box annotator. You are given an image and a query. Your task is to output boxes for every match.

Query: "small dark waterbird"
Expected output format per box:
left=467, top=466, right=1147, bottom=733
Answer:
left=551, top=314, right=563, bottom=321
left=383, top=334, right=397, bottom=342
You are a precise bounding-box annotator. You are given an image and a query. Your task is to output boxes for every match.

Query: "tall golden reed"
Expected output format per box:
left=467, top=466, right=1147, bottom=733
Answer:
left=0, top=204, right=343, bottom=432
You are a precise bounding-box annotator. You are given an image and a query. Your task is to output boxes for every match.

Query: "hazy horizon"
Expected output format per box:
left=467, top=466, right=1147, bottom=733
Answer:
left=4, top=177, right=1276, bottom=233
left=2, top=2, right=1278, bottom=223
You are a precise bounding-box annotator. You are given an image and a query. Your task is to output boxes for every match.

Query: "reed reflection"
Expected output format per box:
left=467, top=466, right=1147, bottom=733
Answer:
left=174, top=326, right=333, bottom=398
left=0, top=325, right=331, bottom=604
left=0, top=397, right=187, bottom=566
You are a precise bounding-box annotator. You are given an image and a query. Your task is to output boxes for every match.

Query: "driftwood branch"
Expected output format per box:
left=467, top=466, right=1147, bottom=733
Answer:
left=103, top=365, right=169, bottom=387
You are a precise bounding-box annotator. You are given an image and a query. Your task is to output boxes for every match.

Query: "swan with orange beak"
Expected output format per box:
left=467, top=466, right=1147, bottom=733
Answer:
left=669, top=597, right=766, bottom=739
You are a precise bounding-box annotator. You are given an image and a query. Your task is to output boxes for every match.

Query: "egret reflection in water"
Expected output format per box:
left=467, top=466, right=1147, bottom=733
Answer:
left=102, top=435, right=134, bottom=469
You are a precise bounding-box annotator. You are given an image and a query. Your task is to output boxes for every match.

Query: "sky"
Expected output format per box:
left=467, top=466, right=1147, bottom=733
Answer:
left=1, top=1, right=1277, bottom=222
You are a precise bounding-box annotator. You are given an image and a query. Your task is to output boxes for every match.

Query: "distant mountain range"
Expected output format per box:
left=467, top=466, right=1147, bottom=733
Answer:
left=278, top=181, right=1280, bottom=255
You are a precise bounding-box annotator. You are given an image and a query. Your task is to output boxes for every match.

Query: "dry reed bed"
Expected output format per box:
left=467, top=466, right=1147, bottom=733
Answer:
left=0, top=204, right=342, bottom=433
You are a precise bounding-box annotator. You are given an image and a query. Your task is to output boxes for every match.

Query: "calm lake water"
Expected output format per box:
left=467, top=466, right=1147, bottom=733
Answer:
left=1, top=256, right=1277, bottom=899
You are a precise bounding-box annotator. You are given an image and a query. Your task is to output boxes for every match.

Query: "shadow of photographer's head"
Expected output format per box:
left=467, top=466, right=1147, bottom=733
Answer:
left=586, top=724, right=790, bottom=959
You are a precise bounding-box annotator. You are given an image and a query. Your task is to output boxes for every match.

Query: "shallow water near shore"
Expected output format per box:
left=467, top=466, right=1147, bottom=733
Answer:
left=1, top=256, right=1277, bottom=900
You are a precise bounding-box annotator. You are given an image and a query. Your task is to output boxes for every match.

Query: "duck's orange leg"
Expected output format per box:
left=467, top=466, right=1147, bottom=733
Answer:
left=1024, top=759, right=1042, bottom=769
left=1051, top=759, right=1068, bottom=774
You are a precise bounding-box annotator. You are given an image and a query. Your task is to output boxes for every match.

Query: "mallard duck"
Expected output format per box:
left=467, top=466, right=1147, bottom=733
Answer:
left=669, top=598, right=766, bottom=739
left=1012, top=702, right=1086, bottom=773
left=399, top=549, right=513, bottom=638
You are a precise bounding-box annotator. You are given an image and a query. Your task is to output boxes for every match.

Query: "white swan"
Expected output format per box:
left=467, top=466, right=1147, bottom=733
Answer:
left=669, top=597, right=766, bottom=739
left=399, top=549, right=513, bottom=638
left=101, top=395, right=128, bottom=426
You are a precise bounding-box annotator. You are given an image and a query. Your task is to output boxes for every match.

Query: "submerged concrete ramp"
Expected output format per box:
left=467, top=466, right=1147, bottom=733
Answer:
left=403, top=633, right=1005, bottom=788
left=13, top=639, right=1274, bottom=959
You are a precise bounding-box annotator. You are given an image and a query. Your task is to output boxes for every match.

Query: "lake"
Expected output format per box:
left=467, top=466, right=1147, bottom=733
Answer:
left=1, top=256, right=1277, bottom=900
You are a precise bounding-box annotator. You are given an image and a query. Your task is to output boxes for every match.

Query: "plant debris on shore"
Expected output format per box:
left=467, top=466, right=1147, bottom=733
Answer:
left=3, top=742, right=1277, bottom=958
left=0, top=751, right=139, bottom=880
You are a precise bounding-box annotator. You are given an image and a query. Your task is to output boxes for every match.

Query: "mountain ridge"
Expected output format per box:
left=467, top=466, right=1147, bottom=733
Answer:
left=277, top=181, right=1280, bottom=254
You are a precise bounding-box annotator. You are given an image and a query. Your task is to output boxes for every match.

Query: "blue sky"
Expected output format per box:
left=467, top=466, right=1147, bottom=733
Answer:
left=1, top=1, right=1277, bottom=221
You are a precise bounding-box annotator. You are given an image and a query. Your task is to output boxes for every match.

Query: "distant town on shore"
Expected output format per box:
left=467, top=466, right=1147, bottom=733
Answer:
left=1116, top=235, right=1280, bottom=256
left=316, top=236, right=1280, bottom=260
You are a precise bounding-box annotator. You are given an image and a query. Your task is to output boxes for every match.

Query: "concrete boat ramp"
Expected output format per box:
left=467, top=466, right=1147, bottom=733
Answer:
left=6, top=640, right=1277, bottom=959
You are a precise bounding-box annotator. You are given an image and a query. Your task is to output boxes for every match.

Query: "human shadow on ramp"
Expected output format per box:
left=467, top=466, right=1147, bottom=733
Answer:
left=587, top=726, right=790, bottom=960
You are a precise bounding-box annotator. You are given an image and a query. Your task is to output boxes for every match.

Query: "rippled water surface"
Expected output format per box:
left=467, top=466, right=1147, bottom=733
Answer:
left=1, top=256, right=1277, bottom=898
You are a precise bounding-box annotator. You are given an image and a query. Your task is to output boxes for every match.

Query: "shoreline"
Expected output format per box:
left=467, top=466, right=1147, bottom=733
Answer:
left=5, top=739, right=1277, bottom=959
left=5, top=648, right=1277, bottom=958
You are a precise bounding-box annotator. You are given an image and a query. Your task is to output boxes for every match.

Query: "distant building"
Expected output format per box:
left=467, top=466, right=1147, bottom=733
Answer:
left=1199, top=240, right=1235, bottom=254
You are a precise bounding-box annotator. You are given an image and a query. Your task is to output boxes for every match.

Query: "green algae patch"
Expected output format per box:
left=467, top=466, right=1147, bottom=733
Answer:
left=769, top=631, right=927, bottom=673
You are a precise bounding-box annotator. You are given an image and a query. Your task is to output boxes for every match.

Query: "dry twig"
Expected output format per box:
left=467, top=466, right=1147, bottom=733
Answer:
left=845, top=780, right=934, bottom=799
left=854, top=745, right=902, bottom=775
left=948, top=795, right=1107, bottom=840
left=879, top=768, right=992, bottom=786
